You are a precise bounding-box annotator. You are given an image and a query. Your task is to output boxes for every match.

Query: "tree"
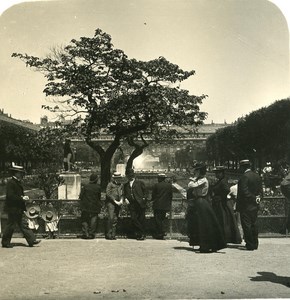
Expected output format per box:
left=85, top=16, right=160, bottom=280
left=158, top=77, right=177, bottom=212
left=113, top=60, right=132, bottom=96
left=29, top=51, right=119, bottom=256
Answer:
left=13, top=28, right=207, bottom=189
left=32, top=167, right=64, bottom=199
left=206, top=98, right=290, bottom=170
left=0, top=120, right=39, bottom=170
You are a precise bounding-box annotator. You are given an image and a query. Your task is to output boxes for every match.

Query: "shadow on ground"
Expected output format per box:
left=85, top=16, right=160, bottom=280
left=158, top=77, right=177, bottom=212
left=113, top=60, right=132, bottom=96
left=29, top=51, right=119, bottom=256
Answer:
left=10, top=242, right=28, bottom=247
left=173, top=246, right=226, bottom=254
left=173, top=246, right=195, bottom=252
left=250, top=272, right=290, bottom=288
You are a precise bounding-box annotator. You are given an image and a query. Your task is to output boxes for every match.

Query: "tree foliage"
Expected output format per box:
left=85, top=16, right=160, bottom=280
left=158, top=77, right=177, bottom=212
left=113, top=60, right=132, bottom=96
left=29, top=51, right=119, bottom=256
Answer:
left=13, top=28, right=207, bottom=188
left=206, top=98, right=290, bottom=169
left=0, top=120, right=38, bottom=170
left=0, top=120, right=65, bottom=173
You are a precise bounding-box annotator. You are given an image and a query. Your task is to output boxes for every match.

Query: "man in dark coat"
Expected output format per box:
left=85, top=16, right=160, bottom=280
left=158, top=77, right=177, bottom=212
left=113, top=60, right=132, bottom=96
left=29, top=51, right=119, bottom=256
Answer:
left=123, top=169, right=148, bottom=240
left=1, top=164, right=41, bottom=248
left=151, top=173, right=173, bottom=239
left=79, top=173, right=102, bottom=239
left=236, top=160, right=262, bottom=250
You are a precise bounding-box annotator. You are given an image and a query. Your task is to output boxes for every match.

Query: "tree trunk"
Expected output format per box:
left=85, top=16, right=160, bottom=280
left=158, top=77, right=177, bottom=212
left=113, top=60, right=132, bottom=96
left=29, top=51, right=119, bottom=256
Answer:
left=125, top=134, right=149, bottom=173
left=100, top=157, right=111, bottom=191
left=126, top=147, right=144, bottom=172
left=86, top=136, right=121, bottom=191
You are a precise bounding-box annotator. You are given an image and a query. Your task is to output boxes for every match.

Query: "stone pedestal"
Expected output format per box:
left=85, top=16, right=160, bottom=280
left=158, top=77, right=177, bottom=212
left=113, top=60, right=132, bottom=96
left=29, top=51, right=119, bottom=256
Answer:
left=116, top=163, right=126, bottom=176
left=58, top=173, right=81, bottom=200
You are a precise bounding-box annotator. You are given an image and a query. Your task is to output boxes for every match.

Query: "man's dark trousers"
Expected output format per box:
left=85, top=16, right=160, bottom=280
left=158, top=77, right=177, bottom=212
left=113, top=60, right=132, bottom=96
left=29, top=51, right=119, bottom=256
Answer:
left=240, top=208, right=259, bottom=250
left=129, top=201, right=146, bottom=238
left=81, top=211, right=98, bottom=238
left=2, top=211, right=35, bottom=246
left=154, top=209, right=167, bottom=237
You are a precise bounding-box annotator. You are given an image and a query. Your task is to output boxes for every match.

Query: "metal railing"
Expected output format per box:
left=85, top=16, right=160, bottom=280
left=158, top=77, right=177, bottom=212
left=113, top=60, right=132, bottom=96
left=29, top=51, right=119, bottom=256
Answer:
left=0, top=196, right=289, bottom=238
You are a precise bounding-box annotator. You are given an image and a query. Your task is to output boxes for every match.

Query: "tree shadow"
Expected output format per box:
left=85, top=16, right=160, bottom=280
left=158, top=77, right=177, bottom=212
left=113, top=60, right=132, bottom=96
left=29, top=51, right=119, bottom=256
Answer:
left=250, top=272, right=290, bottom=288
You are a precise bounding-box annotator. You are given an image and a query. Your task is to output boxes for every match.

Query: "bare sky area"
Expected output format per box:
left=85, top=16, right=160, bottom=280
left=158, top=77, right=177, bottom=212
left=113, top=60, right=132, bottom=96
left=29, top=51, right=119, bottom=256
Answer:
left=0, top=0, right=289, bottom=124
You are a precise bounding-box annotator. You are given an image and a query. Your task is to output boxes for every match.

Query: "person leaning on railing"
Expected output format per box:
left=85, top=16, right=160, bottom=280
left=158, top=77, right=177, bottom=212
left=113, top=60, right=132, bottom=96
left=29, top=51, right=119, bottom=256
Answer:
left=79, top=173, right=102, bottom=239
left=151, top=173, right=173, bottom=240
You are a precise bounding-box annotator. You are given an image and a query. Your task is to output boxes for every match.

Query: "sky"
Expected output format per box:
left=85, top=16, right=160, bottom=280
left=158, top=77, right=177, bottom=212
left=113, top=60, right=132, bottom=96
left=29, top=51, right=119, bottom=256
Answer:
left=0, top=0, right=289, bottom=124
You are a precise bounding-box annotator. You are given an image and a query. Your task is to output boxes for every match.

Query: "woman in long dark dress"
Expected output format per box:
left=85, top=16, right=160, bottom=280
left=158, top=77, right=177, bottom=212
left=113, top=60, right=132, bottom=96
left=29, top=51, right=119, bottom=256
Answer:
left=186, top=163, right=226, bottom=253
left=211, top=166, right=241, bottom=244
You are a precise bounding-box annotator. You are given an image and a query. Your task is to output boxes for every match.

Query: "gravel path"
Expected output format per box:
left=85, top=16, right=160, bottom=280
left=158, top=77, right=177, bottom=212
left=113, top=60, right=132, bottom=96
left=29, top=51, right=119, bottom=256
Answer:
left=0, top=238, right=290, bottom=299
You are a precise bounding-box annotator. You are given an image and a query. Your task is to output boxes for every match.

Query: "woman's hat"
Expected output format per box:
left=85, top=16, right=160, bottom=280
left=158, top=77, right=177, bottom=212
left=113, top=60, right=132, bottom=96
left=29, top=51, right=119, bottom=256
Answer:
left=24, top=204, right=41, bottom=219
left=212, top=166, right=226, bottom=172
left=41, top=209, right=58, bottom=222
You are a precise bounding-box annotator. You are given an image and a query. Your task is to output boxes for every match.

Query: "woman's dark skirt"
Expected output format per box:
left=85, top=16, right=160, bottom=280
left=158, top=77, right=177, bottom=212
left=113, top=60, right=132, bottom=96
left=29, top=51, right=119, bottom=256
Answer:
left=186, top=198, right=226, bottom=252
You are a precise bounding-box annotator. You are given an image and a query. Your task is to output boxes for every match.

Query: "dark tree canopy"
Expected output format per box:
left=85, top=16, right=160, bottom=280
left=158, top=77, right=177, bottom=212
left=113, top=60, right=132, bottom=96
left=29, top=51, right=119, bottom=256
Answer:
left=13, top=28, right=207, bottom=188
left=206, top=98, right=290, bottom=169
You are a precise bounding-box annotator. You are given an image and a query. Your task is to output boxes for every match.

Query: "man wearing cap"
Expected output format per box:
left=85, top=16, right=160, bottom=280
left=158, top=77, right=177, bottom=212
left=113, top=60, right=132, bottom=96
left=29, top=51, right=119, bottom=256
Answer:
left=1, top=164, right=41, bottom=248
left=151, top=173, right=173, bottom=239
left=105, top=172, right=124, bottom=240
left=123, top=168, right=148, bottom=240
left=237, top=160, right=262, bottom=250
left=79, top=173, right=102, bottom=239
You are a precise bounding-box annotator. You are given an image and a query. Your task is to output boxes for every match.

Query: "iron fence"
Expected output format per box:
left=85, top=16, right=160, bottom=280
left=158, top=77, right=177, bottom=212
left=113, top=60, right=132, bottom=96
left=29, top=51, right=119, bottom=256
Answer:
left=0, top=196, right=289, bottom=239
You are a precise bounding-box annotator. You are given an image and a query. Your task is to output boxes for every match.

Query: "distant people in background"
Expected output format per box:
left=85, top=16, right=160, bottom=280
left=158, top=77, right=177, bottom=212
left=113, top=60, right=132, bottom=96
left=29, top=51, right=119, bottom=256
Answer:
left=79, top=173, right=102, bottom=239
left=63, top=139, right=73, bottom=172
left=279, top=171, right=290, bottom=233
left=186, top=163, right=226, bottom=253
left=236, top=160, right=262, bottom=251
left=263, top=162, right=273, bottom=175
left=277, top=161, right=289, bottom=179
left=2, top=164, right=41, bottom=248
left=211, top=166, right=241, bottom=244
left=123, top=169, right=148, bottom=240
left=151, top=173, right=173, bottom=240
left=105, top=172, right=124, bottom=240
left=262, top=162, right=273, bottom=193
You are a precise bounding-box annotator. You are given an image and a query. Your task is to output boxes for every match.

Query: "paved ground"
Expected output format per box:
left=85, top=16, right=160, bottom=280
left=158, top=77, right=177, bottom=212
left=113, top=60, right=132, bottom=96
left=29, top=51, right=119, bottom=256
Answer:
left=0, top=237, right=290, bottom=300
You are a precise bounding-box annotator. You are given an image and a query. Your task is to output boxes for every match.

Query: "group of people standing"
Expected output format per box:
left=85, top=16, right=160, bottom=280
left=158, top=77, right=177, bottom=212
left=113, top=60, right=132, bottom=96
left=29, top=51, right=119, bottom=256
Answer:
left=186, top=159, right=262, bottom=253
left=79, top=168, right=173, bottom=241
left=1, top=159, right=263, bottom=251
